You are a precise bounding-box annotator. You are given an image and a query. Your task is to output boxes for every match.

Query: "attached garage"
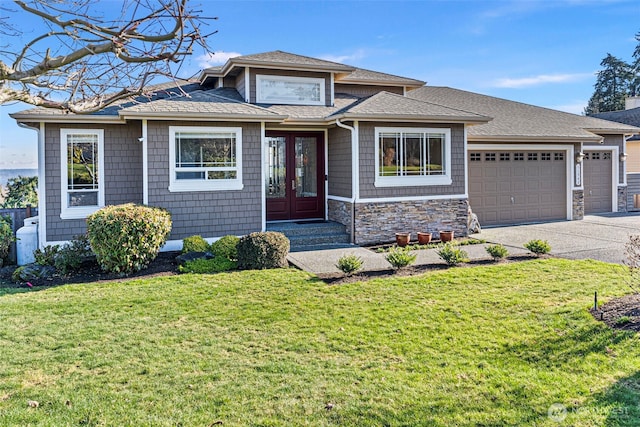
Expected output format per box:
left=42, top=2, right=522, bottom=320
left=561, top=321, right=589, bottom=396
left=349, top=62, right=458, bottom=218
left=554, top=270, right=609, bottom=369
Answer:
left=468, top=149, right=568, bottom=226
left=583, top=150, right=613, bottom=214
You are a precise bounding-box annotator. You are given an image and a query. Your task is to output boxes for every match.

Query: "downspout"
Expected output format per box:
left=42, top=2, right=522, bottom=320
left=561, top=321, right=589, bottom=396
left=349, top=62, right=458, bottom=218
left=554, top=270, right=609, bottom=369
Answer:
left=335, top=119, right=359, bottom=244
left=141, top=119, right=148, bottom=205
left=18, top=121, right=45, bottom=249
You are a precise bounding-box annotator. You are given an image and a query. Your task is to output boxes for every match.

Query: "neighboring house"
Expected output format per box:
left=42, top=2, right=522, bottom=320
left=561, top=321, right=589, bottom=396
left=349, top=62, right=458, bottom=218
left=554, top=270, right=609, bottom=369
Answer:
left=11, top=51, right=640, bottom=249
left=591, top=97, right=640, bottom=211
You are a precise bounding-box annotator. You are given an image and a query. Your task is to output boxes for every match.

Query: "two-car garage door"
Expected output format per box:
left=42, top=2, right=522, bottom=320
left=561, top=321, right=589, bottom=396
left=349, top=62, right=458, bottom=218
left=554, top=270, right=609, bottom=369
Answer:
left=468, top=150, right=567, bottom=226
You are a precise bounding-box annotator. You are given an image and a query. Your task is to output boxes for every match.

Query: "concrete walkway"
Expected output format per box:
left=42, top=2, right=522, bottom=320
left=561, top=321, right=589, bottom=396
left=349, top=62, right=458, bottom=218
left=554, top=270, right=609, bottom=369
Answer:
left=287, top=213, right=640, bottom=275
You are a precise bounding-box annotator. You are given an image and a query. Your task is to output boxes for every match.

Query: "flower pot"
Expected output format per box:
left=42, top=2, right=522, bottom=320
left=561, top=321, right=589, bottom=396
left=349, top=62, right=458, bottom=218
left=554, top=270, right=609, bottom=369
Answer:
left=417, top=232, right=432, bottom=245
left=395, top=233, right=411, bottom=247
left=439, top=230, right=454, bottom=242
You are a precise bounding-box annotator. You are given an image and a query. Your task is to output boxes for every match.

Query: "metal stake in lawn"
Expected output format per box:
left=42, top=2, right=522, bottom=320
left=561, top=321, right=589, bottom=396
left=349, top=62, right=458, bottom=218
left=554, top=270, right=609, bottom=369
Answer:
left=594, top=291, right=604, bottom=320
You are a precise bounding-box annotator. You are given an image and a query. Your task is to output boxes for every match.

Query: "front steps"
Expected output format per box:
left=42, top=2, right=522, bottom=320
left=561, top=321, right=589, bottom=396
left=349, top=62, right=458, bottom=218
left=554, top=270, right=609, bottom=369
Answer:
left=266, top=220, right=353, bottom=252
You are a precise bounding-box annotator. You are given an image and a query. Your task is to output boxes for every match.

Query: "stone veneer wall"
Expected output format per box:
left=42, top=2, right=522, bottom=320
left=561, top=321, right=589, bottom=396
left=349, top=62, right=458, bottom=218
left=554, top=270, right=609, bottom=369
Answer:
left=618, top=186, right=627, bottom=212
left=353, top=198, right=469, bottom=245
left=572, top=190, right=584, bottom=220
left=327, top=199, right=353, bottom=240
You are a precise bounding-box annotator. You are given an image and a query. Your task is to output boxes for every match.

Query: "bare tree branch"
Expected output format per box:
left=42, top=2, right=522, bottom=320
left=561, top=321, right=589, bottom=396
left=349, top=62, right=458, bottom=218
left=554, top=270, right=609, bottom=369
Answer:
left=0, top=0, right=216, bottom=113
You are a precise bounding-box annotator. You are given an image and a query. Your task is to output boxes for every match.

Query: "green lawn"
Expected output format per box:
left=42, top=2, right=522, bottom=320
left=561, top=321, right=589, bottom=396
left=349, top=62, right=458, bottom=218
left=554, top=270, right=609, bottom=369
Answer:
left=1, top=259, right=639, bottom=426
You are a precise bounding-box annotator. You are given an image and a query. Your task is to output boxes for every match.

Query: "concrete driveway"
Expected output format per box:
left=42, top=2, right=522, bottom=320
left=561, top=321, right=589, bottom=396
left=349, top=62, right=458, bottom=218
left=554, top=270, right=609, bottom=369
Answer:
left=475, top=213, right=640, bottom=264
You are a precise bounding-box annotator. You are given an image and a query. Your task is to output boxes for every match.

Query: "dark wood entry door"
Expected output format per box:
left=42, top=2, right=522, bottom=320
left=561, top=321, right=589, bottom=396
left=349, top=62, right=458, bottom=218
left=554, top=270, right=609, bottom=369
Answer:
left=266, top=131, right=325, bottom=221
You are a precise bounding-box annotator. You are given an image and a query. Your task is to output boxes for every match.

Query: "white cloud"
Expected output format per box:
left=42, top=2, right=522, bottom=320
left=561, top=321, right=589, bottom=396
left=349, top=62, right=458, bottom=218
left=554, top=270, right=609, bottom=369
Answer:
left=491, top=73, right=593, bottom=88
left=546, top=101, right=587, bottom=115
left=318, top=49, right=367, bottom=64
left=196, top=51, right=242, bottom=68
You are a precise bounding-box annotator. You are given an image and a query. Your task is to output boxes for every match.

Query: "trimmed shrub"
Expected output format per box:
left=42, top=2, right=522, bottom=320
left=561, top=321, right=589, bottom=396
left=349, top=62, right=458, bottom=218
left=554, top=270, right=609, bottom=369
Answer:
left=0, top=215, right=14, bottom=267
left=55, top=234, right=93, bottom=275
left=336, top=253, right=364, bottom=276
left=237, top=231, right=290, bottom=270
left=182, top=235, right=209, bottom=254
left=385, top=246, right=417, bottom=270
left=524, top=239, right=551, bottom=256
left=210, top=235, right=240, bottom=261
left=87, top=204, right=172, bottom=275
left=178, top=256, right=237, bottom=274
left=34, top=244, right=60, bottom=266
left=485, top=244, right=509, bottom=261
left=437, top=243, right=469, bottom=266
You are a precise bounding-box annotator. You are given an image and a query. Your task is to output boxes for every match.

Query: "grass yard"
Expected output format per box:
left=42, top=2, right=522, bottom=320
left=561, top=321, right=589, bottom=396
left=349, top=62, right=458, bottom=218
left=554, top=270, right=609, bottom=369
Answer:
left=1, top=259, right=639, bottom=426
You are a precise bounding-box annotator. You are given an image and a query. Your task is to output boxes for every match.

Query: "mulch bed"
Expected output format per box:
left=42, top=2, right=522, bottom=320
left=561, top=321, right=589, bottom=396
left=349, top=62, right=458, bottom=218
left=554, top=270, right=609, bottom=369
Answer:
left=591, top=293, right=640, bottom=333
left=0, top=251, right=181, bottom=289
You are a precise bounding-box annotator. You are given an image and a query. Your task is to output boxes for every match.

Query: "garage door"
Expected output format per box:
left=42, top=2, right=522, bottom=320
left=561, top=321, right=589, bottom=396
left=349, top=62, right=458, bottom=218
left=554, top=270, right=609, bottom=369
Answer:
left=468, top=150, right=567, bottom=226
left=583, top=150, right=612, bottom=214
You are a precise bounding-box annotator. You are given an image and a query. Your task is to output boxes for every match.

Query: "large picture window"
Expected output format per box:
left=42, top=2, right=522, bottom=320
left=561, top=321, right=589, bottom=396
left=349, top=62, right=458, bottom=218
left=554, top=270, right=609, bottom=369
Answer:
left=375, top=127, right=452, bottom=187
left=60, top=129, right=105, bottom=219
left=169, top=126, right=243, bottom=192
left=256, top=75, right=325, bottom=106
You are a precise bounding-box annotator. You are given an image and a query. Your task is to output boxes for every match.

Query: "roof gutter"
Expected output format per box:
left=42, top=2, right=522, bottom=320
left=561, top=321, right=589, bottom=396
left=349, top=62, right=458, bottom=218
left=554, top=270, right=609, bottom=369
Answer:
left=10, top=113, right=125, bottom=124
left=335, top=118, right=359, bottom=244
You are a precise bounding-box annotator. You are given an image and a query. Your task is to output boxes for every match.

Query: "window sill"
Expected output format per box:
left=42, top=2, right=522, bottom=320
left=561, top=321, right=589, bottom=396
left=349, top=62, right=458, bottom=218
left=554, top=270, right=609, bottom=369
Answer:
left=374, top=176, right=453, bottom=187
left=168, top=181, right=244, bottom=192
left=60, top=206, right=102, bottom=220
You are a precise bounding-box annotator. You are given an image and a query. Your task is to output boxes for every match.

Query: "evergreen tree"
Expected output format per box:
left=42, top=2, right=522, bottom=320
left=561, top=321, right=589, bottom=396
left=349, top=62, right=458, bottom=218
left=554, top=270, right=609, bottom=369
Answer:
left=630, top=32, right=640, bottom=97
left=584, top=53, right=633, bottom=114
left=1, top=176, right=38, bottom=208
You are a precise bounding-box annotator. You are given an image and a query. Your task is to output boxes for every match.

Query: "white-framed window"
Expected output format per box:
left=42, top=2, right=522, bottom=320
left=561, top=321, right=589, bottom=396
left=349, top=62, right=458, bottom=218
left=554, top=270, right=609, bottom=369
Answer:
left=169, top=126, right=243, bottom=192
left=256, top=74, right=325, bottom=106
left=375, top=127, right=452, bottom=187
left=60, top=129, right=105, bottom=219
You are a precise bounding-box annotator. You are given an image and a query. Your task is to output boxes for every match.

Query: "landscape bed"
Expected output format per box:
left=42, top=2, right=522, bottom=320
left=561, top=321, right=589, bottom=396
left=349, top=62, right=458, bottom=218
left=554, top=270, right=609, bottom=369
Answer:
left=1, top=259, right=639, bottom=426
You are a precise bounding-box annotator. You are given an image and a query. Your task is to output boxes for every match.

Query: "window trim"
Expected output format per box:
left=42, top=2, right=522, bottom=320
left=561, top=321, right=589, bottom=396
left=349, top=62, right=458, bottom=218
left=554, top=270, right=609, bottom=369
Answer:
left=60, top=128, right=105, bottom=219
left=256, top=74, right=325, bottom=106
left=168, top=126, right=243, bottom=192
left=374, top=127, right=452, bottom=187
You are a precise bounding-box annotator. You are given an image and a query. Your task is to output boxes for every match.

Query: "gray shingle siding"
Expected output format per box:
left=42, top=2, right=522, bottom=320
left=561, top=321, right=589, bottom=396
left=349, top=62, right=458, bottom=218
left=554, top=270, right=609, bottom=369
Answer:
left=327, top=126, right=352, bottom=198
left=44, top=123, right=143, bottom=242
left=334, top=83, right=403, bottom=98
left=235, top=68, right=246, bottom=100
left=249, top=68, right=332, bottom=106
left=147, top=121, right=262, bottom=240
left=628, top=173, right=640, bottom=211
left=357, top=122, right=466, bottom=199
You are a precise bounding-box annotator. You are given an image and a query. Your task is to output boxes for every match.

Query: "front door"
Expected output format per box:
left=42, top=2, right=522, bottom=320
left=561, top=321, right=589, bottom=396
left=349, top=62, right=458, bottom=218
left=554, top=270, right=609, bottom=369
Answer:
left=266, top=131, right=325, bottom=221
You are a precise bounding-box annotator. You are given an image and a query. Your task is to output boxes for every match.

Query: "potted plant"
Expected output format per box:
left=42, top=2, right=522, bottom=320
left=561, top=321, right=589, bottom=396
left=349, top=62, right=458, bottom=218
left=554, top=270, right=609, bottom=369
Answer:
left=417, top=232, right=432, bottom=245
left=395, top=232, right=411, bottom=247
left=439, top=230, right=454, bottom=242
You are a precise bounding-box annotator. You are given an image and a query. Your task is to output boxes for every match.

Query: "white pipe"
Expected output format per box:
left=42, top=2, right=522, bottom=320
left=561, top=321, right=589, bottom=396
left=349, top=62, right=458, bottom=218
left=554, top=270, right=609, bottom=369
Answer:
left=18, top=121, right=45, bottom=248
left=142, top=119, right=149, bottom=205
left=335, top=119, right=359, bottom=243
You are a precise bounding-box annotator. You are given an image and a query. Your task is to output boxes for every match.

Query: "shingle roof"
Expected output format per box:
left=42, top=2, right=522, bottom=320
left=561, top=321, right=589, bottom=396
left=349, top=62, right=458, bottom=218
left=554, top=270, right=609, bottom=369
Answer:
left=228, top=50, right=355, bottom=72
left=591, top=107, right=640, bottom=140
left=337, top=67, right=425, bottom=87
left=119, top=87, right=285, bottom=120
left=408, top=86, right=640, bottom=141
left=332, top=91, right=490, bottom=123
left=261, top=94, right=360, bottom=120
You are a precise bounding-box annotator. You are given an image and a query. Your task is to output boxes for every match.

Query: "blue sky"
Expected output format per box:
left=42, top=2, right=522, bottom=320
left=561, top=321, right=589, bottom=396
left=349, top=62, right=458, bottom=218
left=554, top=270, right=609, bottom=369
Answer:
left=1, top=0, right=639, bottom=169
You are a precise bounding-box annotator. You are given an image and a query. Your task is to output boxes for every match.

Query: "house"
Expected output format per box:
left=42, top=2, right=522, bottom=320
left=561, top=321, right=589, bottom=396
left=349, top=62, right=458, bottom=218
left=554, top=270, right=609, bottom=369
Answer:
left=10, top=51, right=640, bottom=250
left=590, top=97, right=640, bottom=211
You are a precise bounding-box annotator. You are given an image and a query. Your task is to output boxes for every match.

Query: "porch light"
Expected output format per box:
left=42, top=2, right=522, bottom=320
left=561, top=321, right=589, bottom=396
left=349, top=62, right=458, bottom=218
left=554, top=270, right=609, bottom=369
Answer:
left=620, top=152, right=628, bottom=162
left=575, top=152, right=584, bottom=163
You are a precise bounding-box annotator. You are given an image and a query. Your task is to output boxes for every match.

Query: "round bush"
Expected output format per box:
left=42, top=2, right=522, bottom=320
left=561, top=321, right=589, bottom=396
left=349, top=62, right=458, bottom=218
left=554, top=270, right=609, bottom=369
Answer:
left=210, top=235, right=240, bottom=260
left=237, top=231, right=290, bottom=270
left=182, top=235, right=209, bottom=254
left=87, top=204, right=172, bottom=274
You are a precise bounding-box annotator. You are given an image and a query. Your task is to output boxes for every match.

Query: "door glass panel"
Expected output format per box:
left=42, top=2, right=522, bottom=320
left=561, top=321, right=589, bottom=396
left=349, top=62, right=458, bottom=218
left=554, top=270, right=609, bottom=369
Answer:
left=266, top=137, right=286, bottom=198
left=295, top=137, right=317, bottom=198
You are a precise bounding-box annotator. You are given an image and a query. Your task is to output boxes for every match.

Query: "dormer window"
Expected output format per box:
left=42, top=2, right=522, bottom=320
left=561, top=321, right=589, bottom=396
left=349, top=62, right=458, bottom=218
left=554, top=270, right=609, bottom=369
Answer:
left=256, top=74, right=325, bottom=105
